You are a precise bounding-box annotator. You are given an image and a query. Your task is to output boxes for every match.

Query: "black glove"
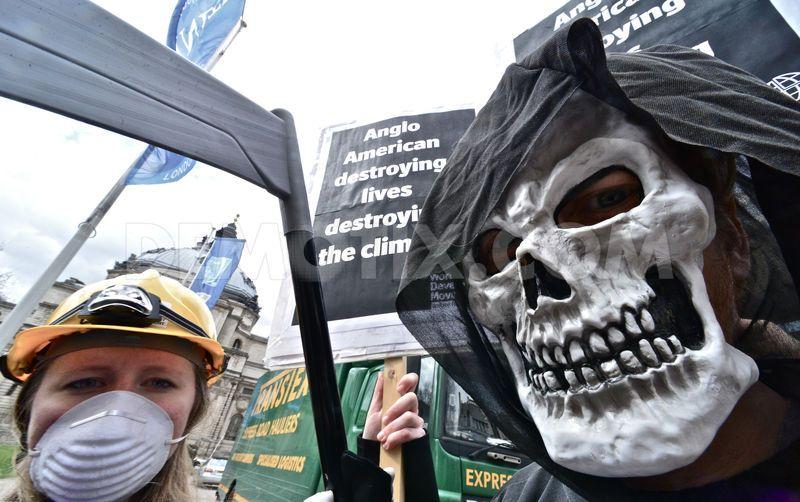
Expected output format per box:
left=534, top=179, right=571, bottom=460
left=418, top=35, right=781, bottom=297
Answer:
left=340, top=449, right=393, bottom=502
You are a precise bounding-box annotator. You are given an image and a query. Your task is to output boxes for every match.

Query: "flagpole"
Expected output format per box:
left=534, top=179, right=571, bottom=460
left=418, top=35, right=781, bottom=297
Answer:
left=183, top=229, right=215, bottom=286
left=0, top=157, right=136, bottom=348
left=0, top=16, right=246, bottom=349
left=180, top=17, right=245, bottom=289
left=205, top=18, right=245, bottom=69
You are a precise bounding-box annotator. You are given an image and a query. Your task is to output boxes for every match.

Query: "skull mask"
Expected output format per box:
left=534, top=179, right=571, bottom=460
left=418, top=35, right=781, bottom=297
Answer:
left=463, top=90, right=758, bottom=477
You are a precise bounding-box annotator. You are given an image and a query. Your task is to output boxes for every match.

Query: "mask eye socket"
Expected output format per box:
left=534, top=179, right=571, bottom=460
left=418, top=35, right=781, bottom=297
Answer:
left=473, top=229, right=522, bottom=276
left=555, top=166, right=644, bottom=228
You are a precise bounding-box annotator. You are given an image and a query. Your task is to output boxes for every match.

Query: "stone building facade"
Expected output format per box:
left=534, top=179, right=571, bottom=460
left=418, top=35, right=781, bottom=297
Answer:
left=0, top=277, right=86, bottom=443
left=0, top=223, right=268, bottom=460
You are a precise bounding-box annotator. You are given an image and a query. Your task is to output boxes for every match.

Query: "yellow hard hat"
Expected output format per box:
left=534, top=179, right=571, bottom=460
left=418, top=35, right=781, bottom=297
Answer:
left=1, top=269, right=225, bottom=384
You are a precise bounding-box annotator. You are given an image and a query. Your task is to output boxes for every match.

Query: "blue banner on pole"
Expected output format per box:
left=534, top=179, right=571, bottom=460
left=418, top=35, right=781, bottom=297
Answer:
left=190, top=237, right=246, bottom=308
left=127, top=144, right=198, bottom=185
left=167, top=0, right=246, bottom=67
left=127, top=0, right=246, bottom=186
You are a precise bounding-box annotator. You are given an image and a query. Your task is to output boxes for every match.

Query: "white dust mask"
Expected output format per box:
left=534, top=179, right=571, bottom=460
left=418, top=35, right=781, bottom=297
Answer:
left=29, top=390, right=186, bottom=502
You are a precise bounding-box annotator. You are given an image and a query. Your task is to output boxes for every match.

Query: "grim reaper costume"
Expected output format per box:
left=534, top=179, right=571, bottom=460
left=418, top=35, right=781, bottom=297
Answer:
left=396, top=18, right=800, bottom=500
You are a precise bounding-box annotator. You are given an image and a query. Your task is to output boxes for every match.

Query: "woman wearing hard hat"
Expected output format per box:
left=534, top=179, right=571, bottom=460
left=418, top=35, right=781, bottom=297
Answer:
left=0, top=269, right=226, bottom=501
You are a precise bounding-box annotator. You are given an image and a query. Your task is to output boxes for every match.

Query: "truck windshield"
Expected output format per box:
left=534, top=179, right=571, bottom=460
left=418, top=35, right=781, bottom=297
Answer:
left=442, top=372, right=515, bottom=449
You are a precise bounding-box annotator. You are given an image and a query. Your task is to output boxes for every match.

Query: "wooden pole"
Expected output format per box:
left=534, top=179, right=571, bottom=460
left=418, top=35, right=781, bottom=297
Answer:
left=380, top=356, right=406, bottom=502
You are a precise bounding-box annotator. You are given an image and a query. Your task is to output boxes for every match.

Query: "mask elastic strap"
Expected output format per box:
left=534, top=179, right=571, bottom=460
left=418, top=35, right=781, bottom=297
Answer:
left=165, top=433, right=189, bottom=446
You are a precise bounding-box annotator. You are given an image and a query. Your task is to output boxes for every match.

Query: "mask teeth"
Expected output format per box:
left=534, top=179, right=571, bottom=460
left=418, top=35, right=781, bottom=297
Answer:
left=522, top=302, right=691, bottom=395
left=541, top=347, right=556, bottom=367
left=519, top=344, right=536, bottom=383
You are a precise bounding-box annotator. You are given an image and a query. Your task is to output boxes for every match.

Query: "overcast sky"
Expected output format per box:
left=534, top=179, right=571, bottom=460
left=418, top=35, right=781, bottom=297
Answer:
left=2, top=1, right=797, bottom=338
left=0, top=0, right=569, bottom=336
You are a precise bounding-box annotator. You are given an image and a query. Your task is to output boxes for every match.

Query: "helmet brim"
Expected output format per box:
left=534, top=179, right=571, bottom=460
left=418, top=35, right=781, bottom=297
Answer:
left=6, top=323, right=225, bottom=383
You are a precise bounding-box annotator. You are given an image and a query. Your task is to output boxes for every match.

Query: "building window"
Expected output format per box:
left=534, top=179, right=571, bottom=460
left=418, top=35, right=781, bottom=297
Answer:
left=232, top=338, right=242, bottom=350
left=241, top=386, right=254, bottom=397
left=224, top=413, right=243, bottom=440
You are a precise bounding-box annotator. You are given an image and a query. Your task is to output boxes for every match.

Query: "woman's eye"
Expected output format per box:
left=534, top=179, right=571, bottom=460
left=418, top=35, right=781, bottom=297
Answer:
left=65, top=378, right=103, bottom=390
left=473, top=229, right=522, bottom=276
left=555, top=167, right=644, bottom=227
left=145, top=378, right=176, bottom=390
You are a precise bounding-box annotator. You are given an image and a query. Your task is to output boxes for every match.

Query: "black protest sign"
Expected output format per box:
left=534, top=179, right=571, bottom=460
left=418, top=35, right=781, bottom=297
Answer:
left=514, top=0, right=800, bottom=97
left=311, top=110, right=475, bottom=322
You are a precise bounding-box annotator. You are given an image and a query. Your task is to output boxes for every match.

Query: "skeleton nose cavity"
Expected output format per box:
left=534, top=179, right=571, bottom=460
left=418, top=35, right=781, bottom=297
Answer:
left=520, top=254, right=571, bottom=310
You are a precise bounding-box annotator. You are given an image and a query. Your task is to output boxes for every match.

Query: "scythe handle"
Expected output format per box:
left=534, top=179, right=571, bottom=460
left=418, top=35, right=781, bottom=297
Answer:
left=274, top=109, right=348, bottom=500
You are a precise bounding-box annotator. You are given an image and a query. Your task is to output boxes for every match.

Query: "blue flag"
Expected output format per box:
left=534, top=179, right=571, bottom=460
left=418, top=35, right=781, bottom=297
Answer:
left=167, top=0, right=246, bottom=67
left=190, top=237, right=246, bottom=308
left=127, top=0, right=246, bottom=186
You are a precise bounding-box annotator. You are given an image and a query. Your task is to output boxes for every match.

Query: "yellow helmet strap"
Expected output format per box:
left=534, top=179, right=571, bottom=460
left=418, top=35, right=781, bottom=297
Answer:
left=50, top=285, right=210, bottom=339
left=34, top=330, right=207, bottom=371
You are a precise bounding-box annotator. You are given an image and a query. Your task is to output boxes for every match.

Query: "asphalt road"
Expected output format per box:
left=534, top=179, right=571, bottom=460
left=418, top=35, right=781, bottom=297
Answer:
left=0, top=477, right=16, bottom=497
left=197, top=485, right=220, bottom=501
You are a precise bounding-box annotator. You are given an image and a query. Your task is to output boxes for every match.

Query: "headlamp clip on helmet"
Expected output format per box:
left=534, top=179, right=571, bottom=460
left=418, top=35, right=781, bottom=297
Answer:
left=49, top=284, right=209, bottom=338
left=80, top=285, right=162, bottom=327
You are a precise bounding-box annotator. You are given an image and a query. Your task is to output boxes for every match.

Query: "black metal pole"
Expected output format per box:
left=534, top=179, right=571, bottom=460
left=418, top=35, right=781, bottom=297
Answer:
left=272, top=109, right=348, bottom=500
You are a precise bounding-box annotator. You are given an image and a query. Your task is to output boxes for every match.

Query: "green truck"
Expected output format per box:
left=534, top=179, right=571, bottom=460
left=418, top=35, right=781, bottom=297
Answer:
left=218, top=356, right=530, bottom=501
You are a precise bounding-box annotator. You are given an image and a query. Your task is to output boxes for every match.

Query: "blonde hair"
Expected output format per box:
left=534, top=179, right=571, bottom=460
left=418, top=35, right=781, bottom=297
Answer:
left=7, top=358, right=210, bottom=501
